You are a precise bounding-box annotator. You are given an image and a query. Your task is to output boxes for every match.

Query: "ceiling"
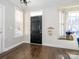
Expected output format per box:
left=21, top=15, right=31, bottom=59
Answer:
left=10, top=0, right=79, bottom=11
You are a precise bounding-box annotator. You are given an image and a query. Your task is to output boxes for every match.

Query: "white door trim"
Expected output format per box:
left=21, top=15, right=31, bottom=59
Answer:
left=0, top=4, right=5, bottom=53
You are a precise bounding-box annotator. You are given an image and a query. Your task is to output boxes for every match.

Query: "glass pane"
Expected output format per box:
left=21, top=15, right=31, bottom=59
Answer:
left=66, top=11, right=79, bottom=38
left=15, top=8, right=23, bottom=37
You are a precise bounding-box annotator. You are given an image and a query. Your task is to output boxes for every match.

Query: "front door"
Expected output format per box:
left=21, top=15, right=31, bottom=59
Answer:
left=31, top=16, right=42, bottom=44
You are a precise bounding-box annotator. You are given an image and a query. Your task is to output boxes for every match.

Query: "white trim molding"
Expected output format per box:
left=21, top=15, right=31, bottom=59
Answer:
left=3, top=41, right=25, bottom=53
left=0, top=4, right=5, bottom=54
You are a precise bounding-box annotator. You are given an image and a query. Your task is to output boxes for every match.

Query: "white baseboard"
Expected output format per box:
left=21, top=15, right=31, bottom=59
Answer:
left=3, top=41, right=26, bottom=53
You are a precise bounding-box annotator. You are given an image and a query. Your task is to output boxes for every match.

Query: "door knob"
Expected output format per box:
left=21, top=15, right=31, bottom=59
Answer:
left=40, top=32, right=42, bottom=33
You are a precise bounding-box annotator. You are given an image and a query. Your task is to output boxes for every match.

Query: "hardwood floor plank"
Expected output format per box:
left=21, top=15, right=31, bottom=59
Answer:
left=0, top=43, right=79, bottom=59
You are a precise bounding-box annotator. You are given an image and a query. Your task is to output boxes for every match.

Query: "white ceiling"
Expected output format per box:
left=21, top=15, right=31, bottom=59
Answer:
left=11, top=0, right=79, bottom=11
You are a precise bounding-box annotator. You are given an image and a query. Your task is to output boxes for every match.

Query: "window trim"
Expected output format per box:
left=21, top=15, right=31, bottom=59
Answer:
left=59, top=5, right=79, bottom=36
left=15, top=7, right=24, bottom=37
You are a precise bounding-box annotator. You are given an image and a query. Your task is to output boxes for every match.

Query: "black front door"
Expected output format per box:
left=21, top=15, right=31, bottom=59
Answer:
left=31, top=16, right=42, bottom=44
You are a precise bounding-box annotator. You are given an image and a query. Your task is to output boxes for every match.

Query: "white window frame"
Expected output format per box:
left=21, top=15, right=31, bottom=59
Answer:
left=15, top=7, right=23, bottom=37
left=59, top=5, right=79, bottom=36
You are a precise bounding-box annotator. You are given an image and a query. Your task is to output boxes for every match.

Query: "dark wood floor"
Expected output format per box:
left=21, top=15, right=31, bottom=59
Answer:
left=0, top=43, right=79, bottom=59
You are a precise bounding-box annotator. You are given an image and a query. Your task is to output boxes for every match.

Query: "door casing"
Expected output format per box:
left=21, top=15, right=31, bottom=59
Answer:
left=0, top=4, right=5, bottom=53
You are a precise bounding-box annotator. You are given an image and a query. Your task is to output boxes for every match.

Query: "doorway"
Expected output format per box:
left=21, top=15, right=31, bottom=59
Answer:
left=31, top=16, right=42, bottom=44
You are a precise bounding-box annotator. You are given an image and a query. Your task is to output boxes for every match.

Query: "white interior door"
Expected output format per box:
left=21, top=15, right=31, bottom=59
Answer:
left=0, top=5, right=4, bottom=53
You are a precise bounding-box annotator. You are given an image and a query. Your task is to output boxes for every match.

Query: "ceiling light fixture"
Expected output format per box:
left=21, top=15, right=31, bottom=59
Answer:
left=20, top=0, right=30, bottom=6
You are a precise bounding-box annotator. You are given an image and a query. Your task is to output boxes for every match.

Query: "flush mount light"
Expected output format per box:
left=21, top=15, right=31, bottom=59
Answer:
left=20, top=0, right=30, bottom=6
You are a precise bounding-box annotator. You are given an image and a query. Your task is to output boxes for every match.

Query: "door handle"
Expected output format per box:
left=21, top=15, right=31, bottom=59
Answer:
left=40, top=32, right=42, bottom=33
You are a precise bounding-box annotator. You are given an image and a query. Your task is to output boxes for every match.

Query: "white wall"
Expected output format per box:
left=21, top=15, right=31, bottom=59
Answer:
left=0, top=0, right=25, bottom=52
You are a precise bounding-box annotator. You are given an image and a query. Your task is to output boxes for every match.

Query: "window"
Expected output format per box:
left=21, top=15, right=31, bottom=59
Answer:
left=59, top=6, right=79, bottom=38
left=15, top=8, right=23, bottom=37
